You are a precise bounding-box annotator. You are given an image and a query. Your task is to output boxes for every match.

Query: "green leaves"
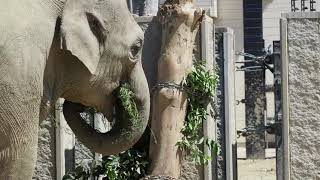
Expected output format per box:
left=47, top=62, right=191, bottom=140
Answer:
left=104, top=149, right=149, bottom=180
left=63, top=166, right=91, bottom=180
left=63, top=149, right=149, bottom=180
left=183, top=63, right=218, bottom=98
left=178, top=62, right=219, bottom=165
left=118, top=84, right=141, bottom=131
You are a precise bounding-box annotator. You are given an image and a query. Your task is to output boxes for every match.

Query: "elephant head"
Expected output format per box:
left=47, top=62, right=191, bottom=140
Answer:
left=57, top=0, right=150, bottom=155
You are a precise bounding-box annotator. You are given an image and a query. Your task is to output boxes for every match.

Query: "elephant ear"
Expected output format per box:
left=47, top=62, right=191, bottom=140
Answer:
left=60, top=0, right=105, bottom=74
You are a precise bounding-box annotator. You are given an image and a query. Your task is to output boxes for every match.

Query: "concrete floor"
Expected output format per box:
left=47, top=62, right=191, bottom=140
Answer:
left=237, top=148, right=276, bottom=159
left=238, top=158, right=276, bottom=180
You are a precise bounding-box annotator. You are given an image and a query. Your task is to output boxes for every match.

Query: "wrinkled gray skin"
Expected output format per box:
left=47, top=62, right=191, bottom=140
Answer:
left=0, top=0, right=150, bottom=179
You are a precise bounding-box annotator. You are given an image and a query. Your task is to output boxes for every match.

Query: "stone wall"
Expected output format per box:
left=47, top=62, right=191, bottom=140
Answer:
left=74, top=114, right=95, bottom=174
left=34, top=108, right=96, bottom=180
left=33, top=118, right=56, bottom=180
left=214, top=30, right=226, bottom=180
left=283, top=13, right=320, bottom=180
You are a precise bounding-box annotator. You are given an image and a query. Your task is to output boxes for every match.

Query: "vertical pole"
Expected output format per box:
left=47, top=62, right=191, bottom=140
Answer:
left=310, top=0, right=316, bottom=11
left=127, top=0, right=133, bottom=13
left=280, top=18, right=290, bottom=180
left=55, top=99, right=65, bottom=180
left=273, top=41, right=283, bottom=180
left=201, top=15, right=215, bottom=180
left=301, top=0, right=307, bottom=11
left=223, top=29, right=237, bottom=180
left=243, top=0, right=266, bottom=159
left=56, top=99, right=76, bottom=178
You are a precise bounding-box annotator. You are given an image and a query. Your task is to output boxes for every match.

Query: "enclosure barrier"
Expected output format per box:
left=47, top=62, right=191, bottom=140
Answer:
left=281, top=12, right=320, bottom=180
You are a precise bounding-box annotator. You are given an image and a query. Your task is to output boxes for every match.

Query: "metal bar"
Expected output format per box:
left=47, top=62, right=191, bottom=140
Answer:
left=301, top=0, right=308, bottom=11
left=241, top=66, right=264, bottom=69
left=236, top=67, right=264, bottom=71
left=264, top=110, right=268, bottom=149
left=292, top=0, right=295, bottom=12
left=236, top=60, right=259, bottom=63
left=236, top=68, right=264, bottom=72
left=236, top=52, right=258, bottom=59
left=274, top=42, right=283, bottom=180
left=310, top=0, right=316, bottom=11
left=280, top=18, right=290, bottom=180
left=128, top=0, right=133, bottom=13
left=292, top=0, right=299, bottom=12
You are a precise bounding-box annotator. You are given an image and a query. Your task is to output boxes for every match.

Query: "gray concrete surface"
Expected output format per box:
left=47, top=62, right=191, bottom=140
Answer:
left=238, top=159, right=276, bottom=180
left=286, top=16, right=320, bottom=180
left=33, top=118, right=56, bottom=180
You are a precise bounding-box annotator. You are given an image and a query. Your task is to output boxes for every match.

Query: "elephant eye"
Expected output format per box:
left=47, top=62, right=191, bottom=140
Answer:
left=129, top=39, right=143, bottom=59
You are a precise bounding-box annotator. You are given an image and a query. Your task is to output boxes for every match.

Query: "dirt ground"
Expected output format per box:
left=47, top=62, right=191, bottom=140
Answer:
left=237, top=158, right=276, bottom=180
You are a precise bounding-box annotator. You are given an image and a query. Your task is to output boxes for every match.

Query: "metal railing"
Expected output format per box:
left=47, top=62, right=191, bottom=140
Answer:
left=291, top=0, right=317, bottom=12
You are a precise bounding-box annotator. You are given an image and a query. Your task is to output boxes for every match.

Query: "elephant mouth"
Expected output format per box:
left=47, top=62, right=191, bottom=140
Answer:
left=63, top=62, right=150, bottom=155
left=66, top=88, right=128, bottom=131
left=62, top=85, right=149, bottom=155
left=76, top=91, right=125, bottom=133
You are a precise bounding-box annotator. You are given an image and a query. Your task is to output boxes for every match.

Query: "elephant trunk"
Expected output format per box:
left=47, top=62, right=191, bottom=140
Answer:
left=63, top=63, right=150, bottom=155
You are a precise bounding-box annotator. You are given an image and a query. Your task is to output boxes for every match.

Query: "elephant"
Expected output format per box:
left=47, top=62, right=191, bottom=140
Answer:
left=0, top=0, right=150, bottom=179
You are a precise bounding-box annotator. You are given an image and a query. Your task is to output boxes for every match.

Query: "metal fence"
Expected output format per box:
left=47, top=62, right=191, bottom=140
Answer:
left=291, top=0, right=317, bottom=12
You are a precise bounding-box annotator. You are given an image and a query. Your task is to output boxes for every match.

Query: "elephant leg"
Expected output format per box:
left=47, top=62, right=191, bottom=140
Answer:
left=0, top=93, right=40, bottom=180
left=0, top=141, right=38, bottom=180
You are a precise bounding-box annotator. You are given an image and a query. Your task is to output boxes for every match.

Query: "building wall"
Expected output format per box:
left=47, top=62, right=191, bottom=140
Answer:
left=263, top=0, right=290, bottom=48
left=215, top=0, right=244, bottom=54
left=196, top=0, right=214, bottom=8
left=214, top=0, right=247, bottom=150
left=285, top=14, right=320, bottom=180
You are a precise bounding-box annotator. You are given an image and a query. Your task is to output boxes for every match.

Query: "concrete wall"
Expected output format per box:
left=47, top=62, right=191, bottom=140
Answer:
left=282, top=12, right=320, bottom=180
left=74, top=115, right=95, bottom=174
left=33, top=118, right=56, bottom=180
